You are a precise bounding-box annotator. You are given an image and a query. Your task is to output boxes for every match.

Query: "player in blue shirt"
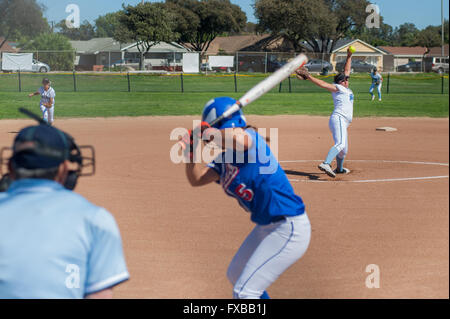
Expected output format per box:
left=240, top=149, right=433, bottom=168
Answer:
left=180, top=97, right=311, bottom=299
left=369, top=68, right=383, bottom=101
left=0, top=123, right=129, bottom=298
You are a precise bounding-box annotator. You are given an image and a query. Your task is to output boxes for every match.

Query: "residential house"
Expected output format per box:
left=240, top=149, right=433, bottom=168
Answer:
left=330, top=39, right=386, bottom=71
left=70, top=37, right=189, bottom=71
left=378, top=46, right=428, bottom=70
left=0, top=37, right=18, bottom=53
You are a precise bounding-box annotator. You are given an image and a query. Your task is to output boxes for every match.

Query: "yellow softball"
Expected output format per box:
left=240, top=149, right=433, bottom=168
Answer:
left=349, top=45, right=356, bottom=54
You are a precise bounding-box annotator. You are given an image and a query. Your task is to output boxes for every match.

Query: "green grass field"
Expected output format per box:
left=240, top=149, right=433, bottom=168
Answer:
left=0, top=72, right=448, bottom=119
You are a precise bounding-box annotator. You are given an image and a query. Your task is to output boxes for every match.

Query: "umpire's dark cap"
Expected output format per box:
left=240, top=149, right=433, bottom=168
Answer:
left=11, top=125, right=70, bottom=169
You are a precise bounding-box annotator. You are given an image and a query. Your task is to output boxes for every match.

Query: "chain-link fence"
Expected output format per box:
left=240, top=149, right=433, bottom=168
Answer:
left=1, top=71, right=447, bottom=95
left=1, top=49, right=448, bottom=94
left=2, top=49, right=448, bottom=74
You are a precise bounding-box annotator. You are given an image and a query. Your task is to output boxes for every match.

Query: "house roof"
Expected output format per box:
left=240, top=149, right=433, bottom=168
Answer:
left=121, top=41, right=188, bottom=53
left=70, top=38, right=127, bottom=53
left=378, top=46, right=428, bottom=56
left=70, top=37, right=189, bottom=54
left=0, top=38, right=18, bottom=52
left=300, top=38, right=386, bottom=54
left=377, top=45, right=448, bottom=57
left=427, top=44, right=449, bottom=57
left=301, top=38, right=351, bottom=52
left=204, top=34, right=272, bottom=54
left=332, top=39, right=386, bottom=54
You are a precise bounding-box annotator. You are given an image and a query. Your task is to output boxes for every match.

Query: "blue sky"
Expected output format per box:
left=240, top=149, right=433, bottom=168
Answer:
left=41, top=0, right=449, bottom=30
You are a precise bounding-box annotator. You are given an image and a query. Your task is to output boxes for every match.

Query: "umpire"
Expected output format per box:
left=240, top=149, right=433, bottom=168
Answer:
left=0, top=123, right=129, bottom=298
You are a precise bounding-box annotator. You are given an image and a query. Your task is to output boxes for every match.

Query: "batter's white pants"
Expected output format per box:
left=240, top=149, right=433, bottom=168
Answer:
left=40, top=104, right=54, bottom=124
left=329, top=114, right=349, bottom=159
left=227, top=213, right=311, bottom=299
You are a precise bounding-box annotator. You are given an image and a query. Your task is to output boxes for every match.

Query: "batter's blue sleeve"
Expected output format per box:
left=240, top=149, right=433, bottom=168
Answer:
left=207, top=154, right=224, bottom=176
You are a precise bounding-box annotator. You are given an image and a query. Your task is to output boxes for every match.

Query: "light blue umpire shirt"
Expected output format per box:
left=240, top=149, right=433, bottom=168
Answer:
left=0, top=179, right=129, bottom=298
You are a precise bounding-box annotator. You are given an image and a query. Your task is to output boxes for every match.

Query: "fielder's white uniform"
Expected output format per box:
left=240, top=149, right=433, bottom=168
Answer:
left=326, top=84, right=354, bottom=164
left=39, top=86, right=56, bottom=124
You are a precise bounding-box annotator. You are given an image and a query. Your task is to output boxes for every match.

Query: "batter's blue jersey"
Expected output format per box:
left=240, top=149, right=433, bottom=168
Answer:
left=207, top=129, right=305, bottom=225
left=0, top=179, right=129, bottom=298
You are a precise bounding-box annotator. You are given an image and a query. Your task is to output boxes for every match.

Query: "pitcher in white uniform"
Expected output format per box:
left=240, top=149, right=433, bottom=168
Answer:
left=29, top=78, right=56, bottom=125
left=296, top=48, right=354, bottom=178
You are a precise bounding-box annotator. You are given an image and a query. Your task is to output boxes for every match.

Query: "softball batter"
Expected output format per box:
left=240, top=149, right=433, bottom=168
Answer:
left=369, top=68, right=383, bottom=101
left=180, top=97, right=311, bottom=299
left=296, top=47, right=354, bottom=177
left=29, top=78, right=55, bottom=125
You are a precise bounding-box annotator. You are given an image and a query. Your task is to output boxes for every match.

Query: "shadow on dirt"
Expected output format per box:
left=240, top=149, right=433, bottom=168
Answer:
left=284, top=170, right=321, bottom=180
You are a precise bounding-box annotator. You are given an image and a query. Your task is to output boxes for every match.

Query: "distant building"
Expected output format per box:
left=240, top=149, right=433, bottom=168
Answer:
left=378, top=46, right=428, bottom=70
left=426, top=44, right=449, bottom=57
left=70, top=37, right=189, bottom=71
left=202, top=34, right=273, bottom=54
left=330, top=39, right=386, bottom=71
left=0, top=38, right=18, bottom=53
left=378, top=45, right=448, bottom=71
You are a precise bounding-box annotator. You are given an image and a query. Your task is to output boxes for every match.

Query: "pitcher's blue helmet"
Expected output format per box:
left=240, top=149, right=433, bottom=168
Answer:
left=202, top=97, right=247, bottom=129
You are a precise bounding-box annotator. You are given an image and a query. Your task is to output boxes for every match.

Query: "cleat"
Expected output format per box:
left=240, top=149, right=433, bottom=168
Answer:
left=371, top=95, right=375, bottom=101
left=318, top=163, right=336, bottom=178
left=334, top=167, right=350, bottom=174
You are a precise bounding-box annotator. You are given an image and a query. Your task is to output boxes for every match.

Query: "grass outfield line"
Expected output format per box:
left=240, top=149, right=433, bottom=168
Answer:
left=0, top=91, right=448, bottom=119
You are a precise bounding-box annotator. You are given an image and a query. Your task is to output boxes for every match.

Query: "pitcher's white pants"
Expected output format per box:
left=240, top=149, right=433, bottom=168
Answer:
left=227, top=213, right=311, bottom=299
left=329, top=114, right=350, bottom=159
left=40, top=104, right=54, bottom=124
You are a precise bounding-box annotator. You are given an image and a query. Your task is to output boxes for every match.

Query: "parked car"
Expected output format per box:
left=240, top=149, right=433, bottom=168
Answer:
left=201, top=63, right=212, bottom=71
left=335, top=59, right=376, bottom=73
left=1, top=59, right=50, bottom=73
left=266, top=57, right=286, bottom=72
left=238, top=55, right=286, bottom=73
left=397, top=61, right=422, bottom=72
left=31, top=59, right=50, bottom=73
left=304, top=59, right=333, bottom=72
left=431, top=57, right=449, bottom=74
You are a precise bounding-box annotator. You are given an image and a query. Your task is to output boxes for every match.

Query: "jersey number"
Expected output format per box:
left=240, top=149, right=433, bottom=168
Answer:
left=235, top=184, right=254, bottom=202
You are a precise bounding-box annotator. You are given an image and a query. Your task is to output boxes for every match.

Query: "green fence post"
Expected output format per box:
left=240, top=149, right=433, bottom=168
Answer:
left=73, top=70, right=77, bottom=92
left=288, top=75, right=292, bottom=93
left=181, top=73, right=184, bottom=93
left=387, top=73, right=390, bottom=94
left=442, top=75, right=444, bottom=94
left=234, top=72, right=237, bottom=93
left=18, top=70, right=21, bottom=92
left=279, top=81, right=282, bottom=93
left=127, top=72, right=131, bottom=92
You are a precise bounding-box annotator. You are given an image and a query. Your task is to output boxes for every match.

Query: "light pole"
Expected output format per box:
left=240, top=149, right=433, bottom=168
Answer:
left=442, top=0, right=445, bottom=57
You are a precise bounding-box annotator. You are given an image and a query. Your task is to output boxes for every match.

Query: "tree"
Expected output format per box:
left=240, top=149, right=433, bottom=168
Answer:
left=114, top=2, right=179, bottom=70
left=56, top=20, right=96, bottom=41
left=166, top=0, right=247, bottom=54
left=0, top=0, right=49, bottom=48
left=392, top=23, right=419, bottom=46
left=254, top=0, right=371, bottom=53
left=95, top=12, right=122, bottom=38
left=348, top=17, right=394, bottom=46
left=415, top=26, right=442, bottom=48
left=414, top=20, right=449, bottom=48
left=21, top=33, right=75, bottom=71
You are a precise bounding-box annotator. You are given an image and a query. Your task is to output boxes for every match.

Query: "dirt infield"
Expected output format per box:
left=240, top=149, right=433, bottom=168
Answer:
left=1, top=115, right=448, bottom=298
